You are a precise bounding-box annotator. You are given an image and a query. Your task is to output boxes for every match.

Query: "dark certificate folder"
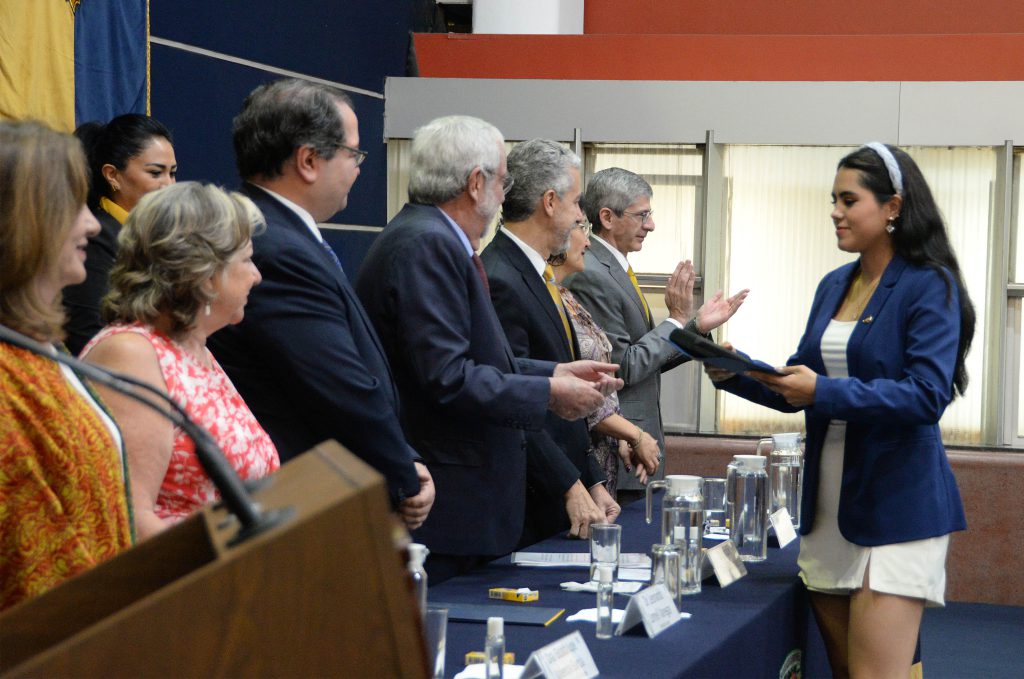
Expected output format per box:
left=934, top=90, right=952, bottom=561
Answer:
left=430, top=602, right=566, bottom=627
left=667, top=328, right=783, bottom=376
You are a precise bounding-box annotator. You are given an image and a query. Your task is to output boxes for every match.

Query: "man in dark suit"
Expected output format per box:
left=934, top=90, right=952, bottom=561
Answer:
left=481, top=139, right=621, bottom=544
left=207, top=78, right=434, bottom=530
left=566, top=168, right=748, bottom=503
left=356, top=116, right=620, bottom=582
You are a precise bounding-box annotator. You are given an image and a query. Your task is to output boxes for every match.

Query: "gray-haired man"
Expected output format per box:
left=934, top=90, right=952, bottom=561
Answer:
left=566, top=167, right=747, bottom=502
left=356, top=118, right=620, bottom=582
left=482, top=139, right=622, bottom=543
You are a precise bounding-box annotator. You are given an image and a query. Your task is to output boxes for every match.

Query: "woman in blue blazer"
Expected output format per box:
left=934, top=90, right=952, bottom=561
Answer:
left=709, top=143, right=975, bottom=677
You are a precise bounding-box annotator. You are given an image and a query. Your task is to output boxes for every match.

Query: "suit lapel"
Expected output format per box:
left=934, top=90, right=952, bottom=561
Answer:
left=591, top=240, right=651, bottom=330
left=494, top=231, right=570, bottom=348
left=245, top=183, right=399, bottom=399
left=244, top=183, right=349, bottom=291
left=846, top=256, right=907, bottom=377
left=412, top=207, right=519, bottom=372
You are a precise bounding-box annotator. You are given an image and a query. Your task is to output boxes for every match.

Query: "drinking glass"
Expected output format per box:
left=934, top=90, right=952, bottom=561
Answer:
left=424, top=607, right=448, bottom=679
left=589, top=523, right=621, bottom=581
left=702, top=478, right=728, bottom=533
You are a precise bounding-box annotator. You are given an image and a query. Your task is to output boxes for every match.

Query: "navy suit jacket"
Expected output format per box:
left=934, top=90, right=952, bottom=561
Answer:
left=719, top=255, right=967, bottom=545
left=207, top=184, right=420, bottom=506
left=481, top=229, right=605, bottom=541
left=355, top=204, right=553, bottom=556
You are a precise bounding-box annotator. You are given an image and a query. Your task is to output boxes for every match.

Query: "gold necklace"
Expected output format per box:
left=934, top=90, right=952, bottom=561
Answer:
left=838, top=273, right=880, bottom=321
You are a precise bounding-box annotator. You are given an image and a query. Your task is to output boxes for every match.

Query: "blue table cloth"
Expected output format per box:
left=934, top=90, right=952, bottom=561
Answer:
left=429, top=501, right=829, bottom=678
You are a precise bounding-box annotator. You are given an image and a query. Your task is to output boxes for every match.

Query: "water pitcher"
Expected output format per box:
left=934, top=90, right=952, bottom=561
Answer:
left=756, top=432, right=804, bottom=529
left=646, top=474, right=704, bottom=594
left=727, top=455, right=768, bottom=562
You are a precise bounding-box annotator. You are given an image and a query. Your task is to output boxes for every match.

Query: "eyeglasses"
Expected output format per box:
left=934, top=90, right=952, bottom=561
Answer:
left=574, top=222, right=592, bottom=237
left=482, top=168, right=515, bottom=196
left=339, top=143, right=368, bottom=166
left=623, top=209, right=654, bottom=227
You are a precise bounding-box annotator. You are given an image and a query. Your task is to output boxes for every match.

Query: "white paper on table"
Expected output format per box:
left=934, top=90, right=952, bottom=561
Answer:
left=617, top=567, right=652, bottom=582
left=512, top=552, right=651, bottom=568
left=454, top=663, right=526, bottom=679
left=565, top=607, right=626, bottom=624
left=560, top=581, right=643, bottom=594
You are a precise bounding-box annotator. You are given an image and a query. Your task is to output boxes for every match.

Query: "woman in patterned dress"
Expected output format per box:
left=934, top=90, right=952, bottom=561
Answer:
left=551, top=221, right=660, bottom=497
left=0, top=121, right=133, bottom=610
left=82, top=182, right=279, bottom=540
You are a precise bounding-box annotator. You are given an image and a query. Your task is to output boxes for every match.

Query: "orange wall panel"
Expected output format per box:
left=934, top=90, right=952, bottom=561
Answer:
left=413, top=33, right=1024, bottom=81
left=584, top=0, right=1024, bottom=35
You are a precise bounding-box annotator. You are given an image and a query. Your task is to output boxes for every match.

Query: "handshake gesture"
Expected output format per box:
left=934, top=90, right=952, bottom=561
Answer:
left=548, top=360, right=622, bottom=420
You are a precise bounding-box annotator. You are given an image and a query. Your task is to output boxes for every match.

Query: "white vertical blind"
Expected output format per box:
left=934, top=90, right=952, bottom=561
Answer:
left=906, top=147, right=992, bottom=444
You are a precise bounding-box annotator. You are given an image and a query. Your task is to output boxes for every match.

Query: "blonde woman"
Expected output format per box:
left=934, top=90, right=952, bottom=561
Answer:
left=83, top=182, right=279, bottom=541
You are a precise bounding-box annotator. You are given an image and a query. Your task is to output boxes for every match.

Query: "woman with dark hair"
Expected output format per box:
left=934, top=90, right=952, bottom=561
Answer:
left=707, top=143, right=974, bottom=677
left=82, top=182, right=279, bottom=541
left=0, top=121, right=133, bottom=610
left=63, top=114, right=177, bottom=354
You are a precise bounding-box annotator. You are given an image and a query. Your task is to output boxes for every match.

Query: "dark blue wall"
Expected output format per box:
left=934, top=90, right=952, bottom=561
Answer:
left=150, top=1, right=413, bottom=251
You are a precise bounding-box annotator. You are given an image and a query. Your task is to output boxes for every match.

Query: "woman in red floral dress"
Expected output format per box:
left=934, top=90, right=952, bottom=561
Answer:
left=83, top=182, right=279, bottom=540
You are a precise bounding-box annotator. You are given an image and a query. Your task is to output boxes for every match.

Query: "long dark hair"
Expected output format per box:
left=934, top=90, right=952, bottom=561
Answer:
left=74, top=114, right=173, bottom=210
left=838, top=144, right=976, bottom=398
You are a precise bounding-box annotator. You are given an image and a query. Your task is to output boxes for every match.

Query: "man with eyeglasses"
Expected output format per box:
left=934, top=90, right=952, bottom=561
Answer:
left=356, top=118, right=621, bottom=582
left=566, top=167, right=748, bottom=503
left=209, top=78, right=436, bottom=533
left=482, top=139, right=624, bottom=545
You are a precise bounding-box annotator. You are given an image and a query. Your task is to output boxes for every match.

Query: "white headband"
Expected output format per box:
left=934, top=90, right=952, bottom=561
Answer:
left=861, top=142, right=903, bottom=195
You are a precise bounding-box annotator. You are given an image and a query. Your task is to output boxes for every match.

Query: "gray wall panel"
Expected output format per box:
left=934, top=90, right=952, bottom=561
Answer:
left=386, top=78, right=1024, bottom=146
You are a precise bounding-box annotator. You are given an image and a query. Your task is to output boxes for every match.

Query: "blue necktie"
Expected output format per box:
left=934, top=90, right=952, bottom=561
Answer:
left=321, top=239, right=344, bottom=275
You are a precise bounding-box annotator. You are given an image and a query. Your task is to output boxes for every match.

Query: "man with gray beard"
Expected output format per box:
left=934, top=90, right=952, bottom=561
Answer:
left=356, top=118, right=620, bottom=582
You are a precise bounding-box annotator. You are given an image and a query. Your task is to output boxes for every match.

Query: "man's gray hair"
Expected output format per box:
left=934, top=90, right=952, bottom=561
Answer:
left=408, top=116, right=504, bottom=205
left=583, top=167, right=652, bottom=233
left=502, top=139, right=581, bottom=223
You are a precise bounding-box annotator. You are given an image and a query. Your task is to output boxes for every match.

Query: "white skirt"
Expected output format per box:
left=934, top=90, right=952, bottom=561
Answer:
left=797, top=422, right=950, bottom=607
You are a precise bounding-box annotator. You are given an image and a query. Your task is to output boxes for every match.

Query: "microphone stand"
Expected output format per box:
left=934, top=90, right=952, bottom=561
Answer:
left=0, top=323, right=291, bottom=546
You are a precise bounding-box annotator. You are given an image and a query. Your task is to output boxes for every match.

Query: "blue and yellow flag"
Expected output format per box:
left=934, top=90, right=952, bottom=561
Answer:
left=0, top=1, right=148, bottom=131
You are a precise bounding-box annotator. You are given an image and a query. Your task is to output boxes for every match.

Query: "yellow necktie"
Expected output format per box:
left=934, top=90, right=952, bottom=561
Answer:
left=543, top=265, right=576, bottom=359
left=627, top=265, right=652, bottom=325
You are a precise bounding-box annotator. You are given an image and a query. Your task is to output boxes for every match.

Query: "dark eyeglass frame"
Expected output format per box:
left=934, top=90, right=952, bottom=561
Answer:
left=623, top=209, right=654, bottom=227
left=339, top=143, right=368, bottom=166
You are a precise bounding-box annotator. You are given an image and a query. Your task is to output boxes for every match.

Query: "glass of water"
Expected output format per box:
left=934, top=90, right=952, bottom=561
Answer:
left=702, top=478, right=728, bottom=533
left=424, top=607, right=447, bottom=679
left=589, top=523, right=621, bottom=581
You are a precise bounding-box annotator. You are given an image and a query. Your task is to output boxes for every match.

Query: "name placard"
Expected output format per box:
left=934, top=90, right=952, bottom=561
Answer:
left=770, top=507, right=798, bottom=548
left=615, top=584, right=681, bottom=638
left=705, top=540, right=748, bottom=587
left=521, top=630, right=599, bottom=679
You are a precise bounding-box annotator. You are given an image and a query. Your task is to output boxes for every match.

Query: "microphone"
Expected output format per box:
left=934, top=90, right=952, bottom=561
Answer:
left=0, top=322, right=291, bottom=545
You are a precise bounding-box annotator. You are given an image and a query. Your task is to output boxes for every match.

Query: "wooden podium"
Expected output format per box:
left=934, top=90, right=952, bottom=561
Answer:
left=0, top=441, right=429, bottom=678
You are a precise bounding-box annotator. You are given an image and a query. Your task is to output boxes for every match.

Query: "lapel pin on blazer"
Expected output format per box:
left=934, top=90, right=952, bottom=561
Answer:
left=862, top=315, right=874, bottom=324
